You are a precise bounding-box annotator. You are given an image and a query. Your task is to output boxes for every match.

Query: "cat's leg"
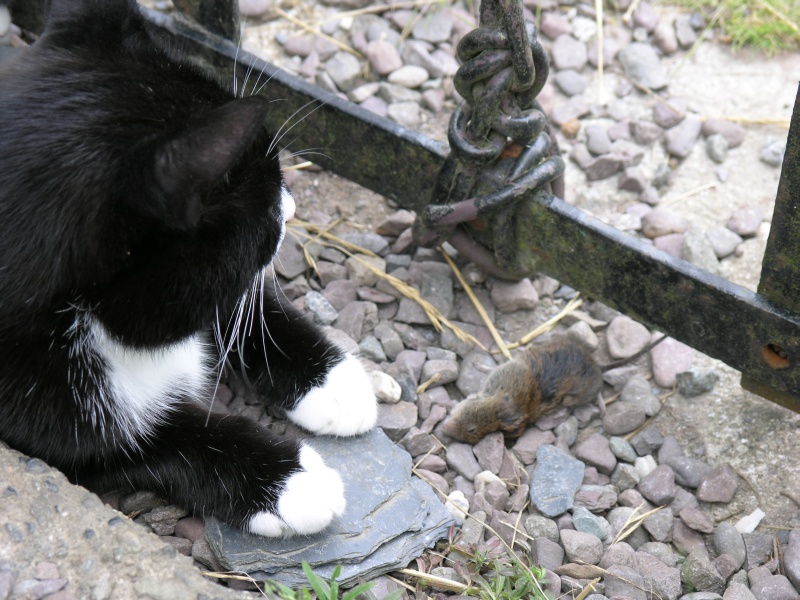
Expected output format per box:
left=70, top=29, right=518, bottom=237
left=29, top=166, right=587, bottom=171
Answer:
left=77, top=403, right=345, bottom=537
left=228, top=280, right=377, bottom=437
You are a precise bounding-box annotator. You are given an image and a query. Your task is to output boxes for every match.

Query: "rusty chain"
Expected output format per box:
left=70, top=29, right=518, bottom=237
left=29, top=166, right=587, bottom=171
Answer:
left=413, top=0, right=565, bottom=278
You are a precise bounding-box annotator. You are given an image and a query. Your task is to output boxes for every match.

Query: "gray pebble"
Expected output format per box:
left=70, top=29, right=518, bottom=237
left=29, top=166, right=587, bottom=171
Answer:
left=540, top=11, right=573, bottom=39
left=524, top=514, right=560, bottom=542
left=420, top=359, right=459, bottom=386
left=324, top=52, right=361, bottom=91
left=387, top=101, right=421, bottom=128
left=531, top=537, right=566, bottom=571
left=378, top=81, right=422, bottom=104
left=411, top=12, right=453, bottom=43
left=638, top=464, right=677, bottom=505
left=551, top=34, right=588, bottom=71
left=663, top=455, right=713, bottom=488
left=706, top=134, right=730, bottom=163
left=618, top=165, right=649, bottom=193
left=555, top=416, right=579, bottom=447
left=750, top=575, right=800, bottom=600
left=742, top=532, right=774, bottom=570
left=727, top=205, right=763, bottom=237
left=675, top=14, right=698, bottom=48
left=703, top=119, right=745, bottom=148
left=705, top=227, right=743, bottom=259
left=696, top=465, right=739, bottom=503
left=654, top=101, right=687, bottom=129
left=682, top=551, right=725, bottom=594
left=606, top=315, right=652, bottom=358
left=490, top=278, right=539, bottom=312
left=642, top=507, right=675, bottom=542
left=554, top=69, right=588, bottom=96
left=528, top=444, right=585, bottom=517
left=376, top=401, right=418, bottom=441
left=760, top=137, right=786, bottom=167
left=632, top=120, right=663, bottom=145
left=666, top=117, right=703, bottom=158
left=683, top=226, right=721, bottom=274
left=572, top=506, right=610, bottom=540
left=456, top=351, right=496, bottom=396
left=642, top=208, right=689, bottom=238
left=305, top=291, right=339, bottom=324
left=609, top=436, right=638, bottom=462
left=630, top=425, right=664, bottom=456
left=574, top=484, right=618, bottom=512
left=633, top=551, right=682, bottom=600
left=618, top=42, right=669, bottom=90
left=654, top=20, right=679, bottom=54
left=561, top=529, right=604, bottom=565
left=724, top=583, right=758, bottom=600
left=445, top=443, right=482, bottom=480
left=603, top=402, right=647, bottom=436
left=604, top=564, right=648, bottom=600
left=678, top=506, right=714, bottom=533
left=585, top=124, right=612, bottom=155
left=388, top=65, right=429, bottom=88
left=573, top=433, right=617, bottom=475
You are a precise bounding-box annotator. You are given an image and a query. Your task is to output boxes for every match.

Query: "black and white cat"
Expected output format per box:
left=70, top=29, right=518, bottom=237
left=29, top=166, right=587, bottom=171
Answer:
left=0, top=0, right=377, bottom=537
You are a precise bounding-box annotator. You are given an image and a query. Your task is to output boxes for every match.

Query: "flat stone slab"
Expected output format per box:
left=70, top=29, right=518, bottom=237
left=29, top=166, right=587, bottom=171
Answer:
left=205, top=428, right=454, bottom=587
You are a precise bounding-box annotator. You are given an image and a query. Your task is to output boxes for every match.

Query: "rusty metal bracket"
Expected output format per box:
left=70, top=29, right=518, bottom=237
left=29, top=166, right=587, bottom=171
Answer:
left=8, top=1, right=800, bottom=410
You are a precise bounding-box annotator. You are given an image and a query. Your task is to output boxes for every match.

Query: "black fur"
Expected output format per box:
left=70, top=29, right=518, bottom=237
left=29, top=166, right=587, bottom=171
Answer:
left=0, top=0, right=352, bottom=532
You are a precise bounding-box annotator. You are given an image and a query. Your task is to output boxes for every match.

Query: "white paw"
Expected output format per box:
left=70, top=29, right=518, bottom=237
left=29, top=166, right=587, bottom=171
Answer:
left=286, top=354, right=378, bottom=436
left=248, top=445, right=345, bottom=537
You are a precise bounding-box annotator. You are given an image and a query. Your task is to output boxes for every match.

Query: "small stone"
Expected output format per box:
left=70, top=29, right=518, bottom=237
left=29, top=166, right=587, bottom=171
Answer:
left=696, top=465, right=739, bottom=503
left=632, top=120, right=663, bottom=145
left=324, top=52, right=361, bottom=91
left=642, top=208, right=689, bottom=238
left=574, top=484, right=618, bottom=512
left=421, top=88, right=445, bottom=112
left=304, top=291, right=339, bottom=324
left=377, top=401, right=418, bottom=441
left=603, top=402, right=647, bottom=435
left=673, top=519, right=708, bottom=557
left=630, top=425, right=664, bottom=456
left=727, top=205, right=763, bottom=237
left=610, top=436, right=638, bottom=462
left=760, top=137, right=786, bottom=167
left=388, top=65, right=429, bottom=88
left=750, top=575, right=800, bottom=600
left=675, top=14, right=698, bottom=48
left=635, top=455, right=658, bottom=478
left=525, top=514, right=560, bottom=542
left=653, top=101, right=687, bottom=129
left=551, top=34, right=588, bottom=71
left=511, top=427, right=556, bottom=465
left=651, top=337, right=694, bottom=388
left=706, top=134, right=730, bottom=163
left=618, top=165, right=649, bottom=193
left=642, top=507, right=674, bottom=542
left=541, top=11, right=573, bottom=39
left=724, top=582, right=758, bottom=600
left=706, top=227, right=743, bottom=259
left=554, top=69, right=588, bottom=96
left=473, top=432, right=505, bottom=474
left=555, top=416, right=579, bottom=447
left=633, top=551, right=682, bottom=600
left=663, top=456, right=713, bottom=488
left=387, top=101, right=421, bottom=128
left=679, top=507, right=715, bottom=533
left=446, top=443, right=482, bottom=480
left=606, top=315, right=652, bottom=358
left=666, top=117, right=703, bottom=158
left=573, top=433, right=617, bottom=475
left=683, top=226, right=721, bottom=274
left=618, top=42, right=668, bottom=90
left=143, top=505, right=188, bottom=536
left=742, top=532, right=774, bottom=570
left=585, top=124, right=612, bottom=156
left=531, top=537, right=566, bottom=570
left=703, top=119, right=745, bottom=148
left=162, top=536, right=193, bottom=555
left=561, top=529, right=604, bottom=565
left=572, top=507, right=610, bottom=540
left=604, top=565, right=648, bottom=600
left=638, top=464, right=676, bottom=505
left=456, top=351, right=497, bottom=397
left=654, top=20, right=679, bottom=54
left=682, top=551, right=726, bottom=594
left=714, top=522, right=746, bottom=570
left=528, top=444, right=586, bottom=517
left=675, top=368, right=719, bottom=398
left=714, top=553, right=739, bottom=580
left=411, top=12, right=453, bottom=43
left=459, top=511, right=487, bottom=545
left=490, top=278, right=539, bottom=312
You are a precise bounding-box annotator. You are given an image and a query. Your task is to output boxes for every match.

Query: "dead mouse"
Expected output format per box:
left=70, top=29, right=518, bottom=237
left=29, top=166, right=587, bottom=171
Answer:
left=441, top=335, right=665, bottom=444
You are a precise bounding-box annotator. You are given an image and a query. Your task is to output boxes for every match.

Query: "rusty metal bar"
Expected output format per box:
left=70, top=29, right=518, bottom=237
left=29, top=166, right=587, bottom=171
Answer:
left=741, top=84, right=800, bottom=409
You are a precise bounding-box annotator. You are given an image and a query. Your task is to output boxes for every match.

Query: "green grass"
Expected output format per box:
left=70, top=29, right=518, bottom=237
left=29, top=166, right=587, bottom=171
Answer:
left=665, top=0, right=800, bottom=54
left=258, top=562, right=404, bottom=600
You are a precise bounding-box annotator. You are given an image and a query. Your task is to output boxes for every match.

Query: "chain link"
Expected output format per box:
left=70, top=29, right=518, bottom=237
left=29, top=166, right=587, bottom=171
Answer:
left=413, top=0, right=565, bottom=277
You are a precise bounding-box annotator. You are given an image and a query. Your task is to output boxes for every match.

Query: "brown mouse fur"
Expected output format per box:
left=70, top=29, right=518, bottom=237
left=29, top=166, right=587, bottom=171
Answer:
left=441, top=336, right=663, bottom=444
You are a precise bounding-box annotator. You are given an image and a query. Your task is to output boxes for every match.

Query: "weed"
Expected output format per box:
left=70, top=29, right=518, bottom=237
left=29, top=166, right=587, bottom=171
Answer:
left=258, top=562, right=404, bottom=600
left=667, top=0, right=800, bottom=54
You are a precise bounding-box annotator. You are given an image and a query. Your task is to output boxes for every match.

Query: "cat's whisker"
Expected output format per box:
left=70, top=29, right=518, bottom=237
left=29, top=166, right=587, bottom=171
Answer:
left=266, top=98, right=329, bottom=159
left=241, top=54, right=258, bottom=99
left=252, top=66, right=282, bottom=98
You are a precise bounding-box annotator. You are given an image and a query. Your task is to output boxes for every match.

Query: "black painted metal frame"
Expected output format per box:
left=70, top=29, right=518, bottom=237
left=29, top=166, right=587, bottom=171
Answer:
left=9, top=0, right=800, bottom=410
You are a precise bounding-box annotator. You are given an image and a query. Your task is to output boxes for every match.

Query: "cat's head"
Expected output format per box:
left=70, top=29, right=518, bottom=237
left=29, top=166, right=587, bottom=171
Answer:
left=0, top=0, right=295, bottom=335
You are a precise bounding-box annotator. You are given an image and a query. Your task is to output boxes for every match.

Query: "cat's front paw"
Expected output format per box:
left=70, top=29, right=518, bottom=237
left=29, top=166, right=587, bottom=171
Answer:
left=286, top=354, right=378, bottom=436
left=248, top=445, right=345, bottom=537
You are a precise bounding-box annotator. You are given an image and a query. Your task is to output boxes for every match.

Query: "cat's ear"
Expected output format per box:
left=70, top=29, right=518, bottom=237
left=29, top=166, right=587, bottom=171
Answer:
left=152, top=96, right=272, bottom=226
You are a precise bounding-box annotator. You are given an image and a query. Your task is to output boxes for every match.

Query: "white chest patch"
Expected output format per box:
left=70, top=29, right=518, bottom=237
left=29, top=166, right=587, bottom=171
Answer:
left=81, top=317, right=212, bottom=444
